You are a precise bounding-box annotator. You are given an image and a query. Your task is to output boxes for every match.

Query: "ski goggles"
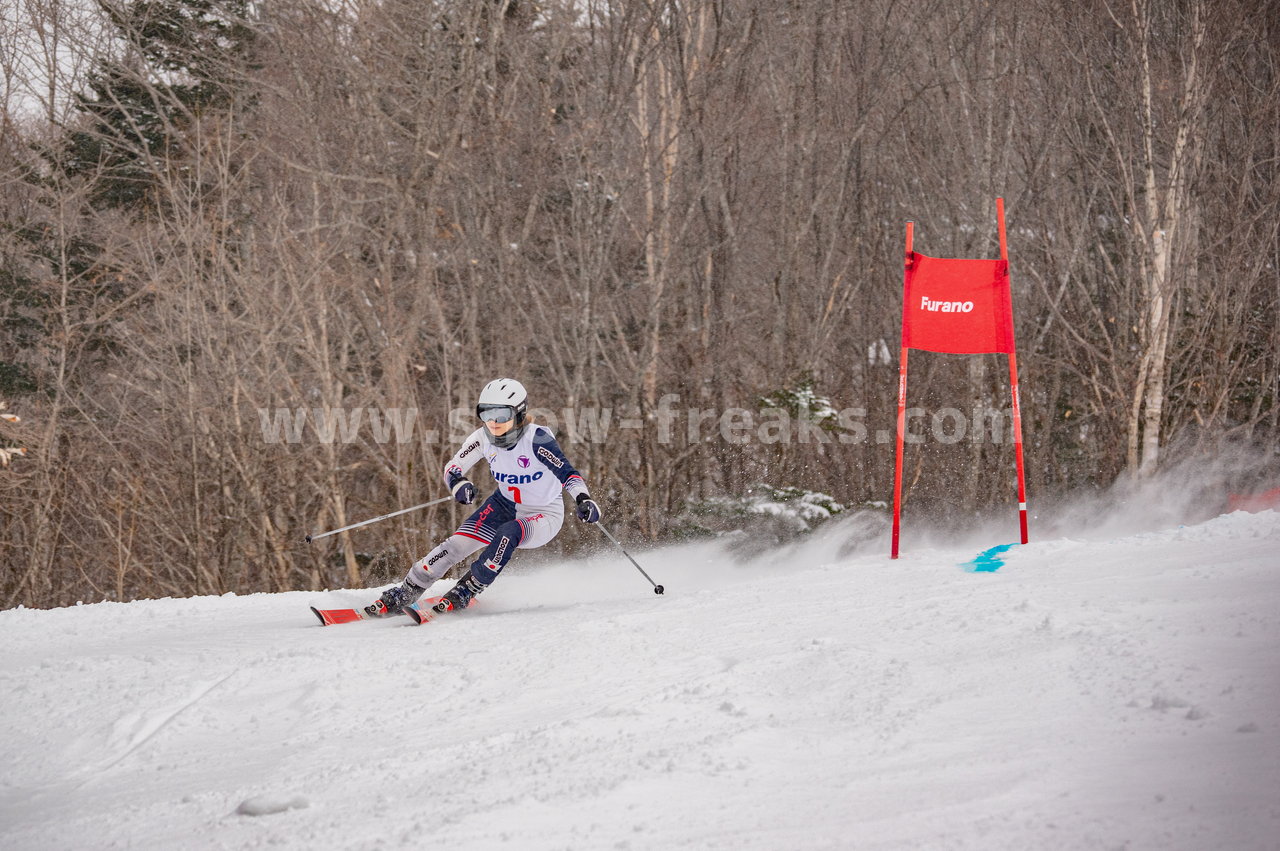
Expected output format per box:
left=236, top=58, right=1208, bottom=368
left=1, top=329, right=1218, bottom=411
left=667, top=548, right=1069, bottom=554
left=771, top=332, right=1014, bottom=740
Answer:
left=477, top=405, right=517, bottom=424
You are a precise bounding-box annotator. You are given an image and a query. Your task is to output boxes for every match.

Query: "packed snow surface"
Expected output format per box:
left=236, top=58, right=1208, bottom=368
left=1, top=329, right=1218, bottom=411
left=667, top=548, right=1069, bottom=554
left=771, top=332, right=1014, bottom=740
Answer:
left=2, top=510, right=1278, bottom=850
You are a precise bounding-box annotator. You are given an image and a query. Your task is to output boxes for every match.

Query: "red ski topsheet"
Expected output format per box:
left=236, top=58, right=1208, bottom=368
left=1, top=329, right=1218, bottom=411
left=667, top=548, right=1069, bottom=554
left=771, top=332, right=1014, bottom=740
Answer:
left=312, top=607, right=364, bottom=626
left=311, top=597, right=443, bottom=626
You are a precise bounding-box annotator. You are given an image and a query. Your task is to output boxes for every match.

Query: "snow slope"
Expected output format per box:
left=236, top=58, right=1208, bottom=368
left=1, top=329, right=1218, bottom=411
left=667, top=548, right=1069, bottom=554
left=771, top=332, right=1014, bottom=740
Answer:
left=2, top=510, right=1278, bottom=850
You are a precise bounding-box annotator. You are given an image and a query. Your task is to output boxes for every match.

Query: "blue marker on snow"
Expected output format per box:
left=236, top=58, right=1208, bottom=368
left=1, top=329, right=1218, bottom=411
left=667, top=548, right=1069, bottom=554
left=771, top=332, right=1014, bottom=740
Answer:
left=964, top=542, right=1018, bottom=572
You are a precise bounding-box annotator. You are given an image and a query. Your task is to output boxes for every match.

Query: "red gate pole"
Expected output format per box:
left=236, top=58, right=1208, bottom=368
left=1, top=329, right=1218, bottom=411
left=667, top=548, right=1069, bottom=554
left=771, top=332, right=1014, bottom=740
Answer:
left=997, top=198, right=1029, bottom=544
left=891, top=222, right=914, bottom=559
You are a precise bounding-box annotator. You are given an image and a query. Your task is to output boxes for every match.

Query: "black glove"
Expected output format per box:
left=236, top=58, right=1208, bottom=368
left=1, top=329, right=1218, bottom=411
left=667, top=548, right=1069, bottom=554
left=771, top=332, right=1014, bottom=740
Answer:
left=575, top=493, right=601, bottom=523
left=449, top=474, right=475, bottom=505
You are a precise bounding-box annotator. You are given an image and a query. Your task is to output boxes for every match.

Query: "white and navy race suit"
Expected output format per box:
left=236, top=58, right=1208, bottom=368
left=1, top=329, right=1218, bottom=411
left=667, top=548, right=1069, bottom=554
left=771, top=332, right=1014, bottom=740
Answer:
left=406, top=424, right=590, bottom=590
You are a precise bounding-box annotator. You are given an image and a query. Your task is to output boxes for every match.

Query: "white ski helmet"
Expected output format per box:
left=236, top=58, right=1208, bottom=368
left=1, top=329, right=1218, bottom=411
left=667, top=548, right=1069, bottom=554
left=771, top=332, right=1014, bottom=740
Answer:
left=476, top=377, right=529, bottom=428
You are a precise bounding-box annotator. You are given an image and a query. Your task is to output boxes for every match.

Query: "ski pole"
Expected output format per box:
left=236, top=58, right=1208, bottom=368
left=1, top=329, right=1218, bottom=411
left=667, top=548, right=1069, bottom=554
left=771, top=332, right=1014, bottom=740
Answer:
left=596, top=522, right=664, bottom=595
left=305, top=496, right=453, bottom=543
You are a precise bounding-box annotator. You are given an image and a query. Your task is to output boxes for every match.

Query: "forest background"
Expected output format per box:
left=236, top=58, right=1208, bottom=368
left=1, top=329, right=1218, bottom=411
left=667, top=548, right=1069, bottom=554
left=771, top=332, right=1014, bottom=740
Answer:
left=2, top=0, right=1277, bottom=609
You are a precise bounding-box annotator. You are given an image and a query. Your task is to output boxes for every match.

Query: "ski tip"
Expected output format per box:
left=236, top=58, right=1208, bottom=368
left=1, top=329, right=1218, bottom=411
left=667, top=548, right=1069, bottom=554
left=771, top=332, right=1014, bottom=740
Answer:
left=310, top=606, right=328, bottom=626
left=406, top=597, right=446, bottom=625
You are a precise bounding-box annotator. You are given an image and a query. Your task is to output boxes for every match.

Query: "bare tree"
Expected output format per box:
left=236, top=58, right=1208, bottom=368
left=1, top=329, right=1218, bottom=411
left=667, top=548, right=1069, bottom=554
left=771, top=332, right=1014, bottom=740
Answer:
left=3, top=0, right=1277, bottom=608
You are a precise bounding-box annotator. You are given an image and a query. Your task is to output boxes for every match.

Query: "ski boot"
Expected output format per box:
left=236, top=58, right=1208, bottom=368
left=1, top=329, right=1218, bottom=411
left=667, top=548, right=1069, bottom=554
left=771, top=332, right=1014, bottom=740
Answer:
left=433, top=574, right=486, bottom=614
left=363, top=579, right=425, bottom=618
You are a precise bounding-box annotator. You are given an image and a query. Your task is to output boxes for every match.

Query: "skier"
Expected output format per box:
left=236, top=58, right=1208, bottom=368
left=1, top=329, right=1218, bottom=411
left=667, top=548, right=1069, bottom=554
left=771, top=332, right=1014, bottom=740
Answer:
left=365, top=378, right=601, bottom=617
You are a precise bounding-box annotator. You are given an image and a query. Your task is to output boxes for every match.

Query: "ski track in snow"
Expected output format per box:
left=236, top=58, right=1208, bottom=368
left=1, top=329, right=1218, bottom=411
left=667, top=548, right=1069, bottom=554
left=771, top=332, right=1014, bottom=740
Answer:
left=1, top=511, right=1278, bottom=850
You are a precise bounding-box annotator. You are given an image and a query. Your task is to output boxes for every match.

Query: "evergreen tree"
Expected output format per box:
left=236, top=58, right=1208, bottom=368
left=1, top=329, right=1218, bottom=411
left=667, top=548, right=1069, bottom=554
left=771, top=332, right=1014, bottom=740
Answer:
left=62, top=0, right=256, bottom=211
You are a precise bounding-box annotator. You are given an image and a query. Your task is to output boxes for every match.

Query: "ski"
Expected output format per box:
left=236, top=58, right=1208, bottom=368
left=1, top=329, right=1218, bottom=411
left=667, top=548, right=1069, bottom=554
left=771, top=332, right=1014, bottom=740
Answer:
left=311, top=597, right=442, bottom=627
left=404, top=598, right=455, bottom=625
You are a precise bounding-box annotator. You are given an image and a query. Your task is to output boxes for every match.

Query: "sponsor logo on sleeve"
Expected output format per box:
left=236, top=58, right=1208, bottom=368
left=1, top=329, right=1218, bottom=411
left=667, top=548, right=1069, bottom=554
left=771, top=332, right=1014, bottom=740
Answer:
left=536, top=446, right=564, bottom=468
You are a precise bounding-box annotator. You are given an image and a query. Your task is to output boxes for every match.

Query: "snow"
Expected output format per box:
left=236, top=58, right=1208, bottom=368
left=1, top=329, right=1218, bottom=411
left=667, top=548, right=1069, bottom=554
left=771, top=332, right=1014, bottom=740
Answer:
left=2, top=510, right=1278, bottom=850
